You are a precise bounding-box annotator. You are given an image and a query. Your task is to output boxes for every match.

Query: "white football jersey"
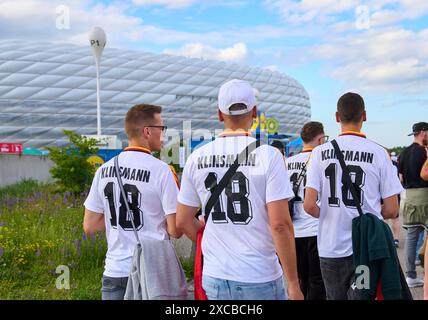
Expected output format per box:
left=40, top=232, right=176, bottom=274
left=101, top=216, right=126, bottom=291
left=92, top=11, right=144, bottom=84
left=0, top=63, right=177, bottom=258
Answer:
left=305, top=132, right=404, bottom=258
left=84, top=147, right=179, bottom=278
left=286, top=149, right=319, bottom=238
left=178, top=132, right=294, bottom=283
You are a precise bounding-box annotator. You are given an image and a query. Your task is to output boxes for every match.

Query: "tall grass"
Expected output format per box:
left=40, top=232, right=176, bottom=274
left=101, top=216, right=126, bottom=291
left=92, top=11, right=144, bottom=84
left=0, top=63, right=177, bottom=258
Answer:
left=0, top=180, right=106, bottom=299
left=0, top=179, right=46, bottom=201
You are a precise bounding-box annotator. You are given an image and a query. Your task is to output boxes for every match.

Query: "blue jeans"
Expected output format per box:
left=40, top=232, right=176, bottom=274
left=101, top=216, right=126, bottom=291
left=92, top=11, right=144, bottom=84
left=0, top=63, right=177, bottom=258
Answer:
left=101, top=276, right=128, bottom=300
left=415, top=230, right=425, bottom=259
left=202, top=275, right=287, bottom=300
left=405, top=226, right=425, bottom=278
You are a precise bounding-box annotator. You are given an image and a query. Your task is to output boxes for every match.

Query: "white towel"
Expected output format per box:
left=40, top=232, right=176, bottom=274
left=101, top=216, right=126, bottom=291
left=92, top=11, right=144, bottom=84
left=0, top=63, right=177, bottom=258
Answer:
left=124, top=239, right=188, bottom=300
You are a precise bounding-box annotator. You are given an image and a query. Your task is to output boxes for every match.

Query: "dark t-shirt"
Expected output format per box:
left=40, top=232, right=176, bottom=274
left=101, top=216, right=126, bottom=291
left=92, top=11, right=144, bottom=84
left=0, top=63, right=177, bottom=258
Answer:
left=398, top=143, right=428, bottom=189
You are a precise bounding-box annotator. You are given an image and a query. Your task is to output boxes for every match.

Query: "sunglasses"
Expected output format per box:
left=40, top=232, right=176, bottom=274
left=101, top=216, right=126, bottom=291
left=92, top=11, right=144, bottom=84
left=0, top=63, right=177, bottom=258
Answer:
left=145, top=125, right=168, bottom=133
left=320, top=135, right=329, bottom=143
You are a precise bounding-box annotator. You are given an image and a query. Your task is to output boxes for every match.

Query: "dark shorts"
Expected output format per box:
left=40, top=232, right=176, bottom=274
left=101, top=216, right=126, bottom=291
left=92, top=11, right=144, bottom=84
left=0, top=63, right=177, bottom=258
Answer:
left=295, top=236, right=326, bottom=300
left=319, top=255, right=364, bottom=300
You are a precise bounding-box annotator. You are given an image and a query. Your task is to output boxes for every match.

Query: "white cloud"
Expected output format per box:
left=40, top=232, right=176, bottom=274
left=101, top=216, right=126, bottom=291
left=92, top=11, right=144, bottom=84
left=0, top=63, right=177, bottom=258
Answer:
left=132, top=0, right=197, bottom=8
left=218, top=43, right=248, bottom=61
left=132, top=0, right=247, bottom=9
left=0, top=0, right=307, bottom=50
left=0, top=0, right=320, bottom=54
left=264, top=65, right=280, bottom=72
left=331, top=59, right=428, bottom=93
left=264, top=0, right=428, bottom=32
left=307, top=28, right=428, bottom=92
left=371, top=2, right=428, bottom=27
left=0, top=0, right=51, bottom=17
left=0, top=0, right=144, bottom=47
left=125, top=24, right=308, bottom=46
left=1, top=0, right=427, bottom=96
left=263, top=0, right=360, bottom=24
left=262, top=0, right=428, bottom=93
left=163, top=42, right=249, bottom=62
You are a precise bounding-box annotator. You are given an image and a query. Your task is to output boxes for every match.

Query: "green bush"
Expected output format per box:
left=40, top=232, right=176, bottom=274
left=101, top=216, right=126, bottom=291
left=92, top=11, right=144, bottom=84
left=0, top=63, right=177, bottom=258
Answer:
left=179, top=256, right=194, bottom=281
left=46, top=130, right=99, bottom=198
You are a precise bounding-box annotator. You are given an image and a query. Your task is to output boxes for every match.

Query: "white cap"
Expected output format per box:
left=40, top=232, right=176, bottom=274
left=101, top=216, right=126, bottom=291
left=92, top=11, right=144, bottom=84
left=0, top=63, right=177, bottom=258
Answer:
left=218, top=79, right=256, bottom=115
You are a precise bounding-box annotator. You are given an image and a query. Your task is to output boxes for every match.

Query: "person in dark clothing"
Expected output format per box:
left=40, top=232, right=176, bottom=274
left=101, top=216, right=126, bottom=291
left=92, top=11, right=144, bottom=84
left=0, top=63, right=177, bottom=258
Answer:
left=398, top=121, right=428, bottom=288
left=271, top=140, right=285, bottom=157
left=286, top=122, right=327, bottom=300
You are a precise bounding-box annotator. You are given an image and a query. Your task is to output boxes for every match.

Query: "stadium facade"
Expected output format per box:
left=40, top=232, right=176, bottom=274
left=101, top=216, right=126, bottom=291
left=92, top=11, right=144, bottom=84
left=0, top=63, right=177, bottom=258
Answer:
left=0, top=40, right=311, bottom=148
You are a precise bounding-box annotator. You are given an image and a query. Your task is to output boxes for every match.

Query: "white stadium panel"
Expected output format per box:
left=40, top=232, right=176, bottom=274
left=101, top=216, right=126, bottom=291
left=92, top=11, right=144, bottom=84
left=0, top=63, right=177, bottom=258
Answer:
left=103, top=79, right=139, bottom=91
left=2, top=86, right=42, bottom=99
left=101, top=67, right=132, bottom=79
left=0, top=40, right=311, bottom=148
left=30, top=87, right=71, bottom=100
left=54, top=64, right=95, bottom=79
left=53, top=76, right=97, bottom=90
left=0, top=60, right=34, bottom=73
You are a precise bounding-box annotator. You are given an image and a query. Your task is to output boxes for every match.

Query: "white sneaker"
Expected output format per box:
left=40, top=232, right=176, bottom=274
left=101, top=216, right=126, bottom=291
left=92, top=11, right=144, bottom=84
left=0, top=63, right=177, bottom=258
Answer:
left=406, top=277, right=424, bottom=288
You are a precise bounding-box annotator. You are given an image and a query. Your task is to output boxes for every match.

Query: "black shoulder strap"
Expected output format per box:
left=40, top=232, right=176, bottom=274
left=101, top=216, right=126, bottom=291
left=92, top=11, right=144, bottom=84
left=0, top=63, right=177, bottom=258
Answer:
left=331, top=139, right=364, bottom=217
left=204, top=139, right=261, bottom=222
left=114, top=155, right=142, bottom=244
left=292, top=156, right=310, bottom=196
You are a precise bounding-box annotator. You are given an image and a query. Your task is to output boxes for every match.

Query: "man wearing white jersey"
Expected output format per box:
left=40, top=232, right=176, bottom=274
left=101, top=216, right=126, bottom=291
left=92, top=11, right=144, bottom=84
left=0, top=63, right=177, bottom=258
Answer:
left=177, top=79, right=303, bottom=300
left=286, top=121, right=327, bottom=300
left=304, top=92, right=403, bottom=300
left=83, top=104, right=182, bottom=300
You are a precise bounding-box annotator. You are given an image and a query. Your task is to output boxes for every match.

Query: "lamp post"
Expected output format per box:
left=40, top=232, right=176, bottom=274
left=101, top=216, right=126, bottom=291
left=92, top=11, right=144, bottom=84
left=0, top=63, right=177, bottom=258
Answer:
left=253, top=88, right=261, bottom=141
left=89, top=26, right=106, bottom=136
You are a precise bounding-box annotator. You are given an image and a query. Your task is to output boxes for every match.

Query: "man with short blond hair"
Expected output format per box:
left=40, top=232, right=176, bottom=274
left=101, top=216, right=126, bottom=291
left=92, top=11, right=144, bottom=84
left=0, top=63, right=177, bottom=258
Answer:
left=83, top=103, right=182, bottom=300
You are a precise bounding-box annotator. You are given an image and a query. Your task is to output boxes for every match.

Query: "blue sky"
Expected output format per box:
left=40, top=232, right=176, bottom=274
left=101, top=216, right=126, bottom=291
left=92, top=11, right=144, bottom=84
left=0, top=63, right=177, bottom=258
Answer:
left=1, top=0, right=427, bottom=147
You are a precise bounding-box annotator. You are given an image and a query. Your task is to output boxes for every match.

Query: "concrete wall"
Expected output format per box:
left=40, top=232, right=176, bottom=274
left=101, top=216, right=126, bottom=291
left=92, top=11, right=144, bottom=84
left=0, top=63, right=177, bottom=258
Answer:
left=0, top=154, right=54, bottom=187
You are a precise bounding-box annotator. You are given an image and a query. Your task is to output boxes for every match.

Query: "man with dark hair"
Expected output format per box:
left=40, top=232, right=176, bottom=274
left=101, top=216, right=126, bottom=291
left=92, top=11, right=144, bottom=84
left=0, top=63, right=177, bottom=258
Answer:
left=286, top=121, right=327, bottom=300
left=83, top=104, right=182, bottom=300
left=399, top=122, right=428, bottom=288
left=177, top=79, right=303, bottom=300
left=300, top=122, right=326, bottom=145
left=304, top=92, right=403, bottom=300
left=336, top=92, right=365, bottom=123
left=271, top=140, right=285, bottom=157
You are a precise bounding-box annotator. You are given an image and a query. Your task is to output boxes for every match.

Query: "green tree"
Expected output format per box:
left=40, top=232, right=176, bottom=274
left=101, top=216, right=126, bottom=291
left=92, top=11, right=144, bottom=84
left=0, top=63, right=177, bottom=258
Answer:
left=388, top=146, right=406, bottom=156
left=46, top=130, right=99, bottom=199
